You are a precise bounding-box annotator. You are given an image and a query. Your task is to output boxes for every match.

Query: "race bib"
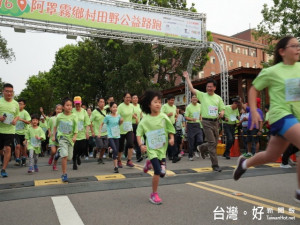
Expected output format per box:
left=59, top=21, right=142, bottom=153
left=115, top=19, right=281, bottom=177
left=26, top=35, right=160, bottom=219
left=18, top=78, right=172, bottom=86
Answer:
left=193, top=112, right=200, bottom=120
left=59, top=121, right=73, bottom=134
left=101, top=123, right=107, bottom=133
left=31, top=137, right=41, bottom=148
left=78, top=121, right=84, bottom=131
left=146, top=128, right=166, bottom=149
left=16, top=121, right=25, bottom=130
left=230, top=114, right=237, bottom=122
left=285, top=78, right=300, bottom=101
left=3, top=113, right=14, bottom=125
left=208, top=106, right=218, bottom=117
left=111, top=126, right=120, bottom=137
left=123, top=121, right=132, bottom=132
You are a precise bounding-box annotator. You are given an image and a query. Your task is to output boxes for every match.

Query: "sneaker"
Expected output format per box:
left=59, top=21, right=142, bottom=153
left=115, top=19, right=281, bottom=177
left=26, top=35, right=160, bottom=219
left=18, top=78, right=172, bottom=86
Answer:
left=294, top=191, right=300, bottom=203
left=28, top=166, right=34, bottom=174
left=136, top=157, right=143, bottom=162
left=85, top=157, right=89, bottom=160
left=233, top=156, right=247, bottom=180
left=243, top=152, right=253, bottom=158
left=89, top=152, right=93, bottom=158
left=1, top=169, right=8, bottom=177
left=103, top=154, right=106, bottom=159
left=280, top=163, right=292, bottom=168
left=53, top=165, right=58, bottom=171
left=194, top=152, right=200, bottom=158
left=149, top=192, right=162, bottom=205
left=77, top=157, right=81, bottom=165
left=114, top=167, right=119, bottom=173
left=98, top=158, right=104, bottom=164
left=197, top=145, right=207, bottom=159
left=213, top=166, right=222, bottom=172
left=126, top=160, right=135, bottom=167
left=61, top=174, right=68, bottom=182
left=160, top=165, right=166, bottom=178
left=143, top=159, right=152, bottom=173
left=288, top=158, right=296, bottom=166
left=15, top=158, right=21, bottom=166
left=117, top=160, right=123, bottom=168
left=172, top=157, right=181, bottom=163
left=34, top=165, right=39, bottom=172
left=188, top=157, right=194, bottom=161
left=73, top=164, right=78, bottom=170
left=108, top=147, right=113, bottom=154
left=48, top=157, right=53, bottom=165
left=223, top=154, right=230, bottom=160
left=21, top=157, right=26, bottom=166
left=180, top=150, right=185, bottom=156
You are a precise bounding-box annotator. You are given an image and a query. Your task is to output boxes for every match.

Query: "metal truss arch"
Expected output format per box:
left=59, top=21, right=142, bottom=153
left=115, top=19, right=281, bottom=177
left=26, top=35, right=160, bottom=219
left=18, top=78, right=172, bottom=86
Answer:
left=186, top=42, right=229, bottom=106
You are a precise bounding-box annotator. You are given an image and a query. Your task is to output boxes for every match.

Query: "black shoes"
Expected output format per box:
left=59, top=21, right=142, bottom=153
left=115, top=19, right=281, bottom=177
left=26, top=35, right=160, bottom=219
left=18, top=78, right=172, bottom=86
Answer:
left=212, top=166, right=222, bottom=172
left=233, top=156, right=247, bottom=181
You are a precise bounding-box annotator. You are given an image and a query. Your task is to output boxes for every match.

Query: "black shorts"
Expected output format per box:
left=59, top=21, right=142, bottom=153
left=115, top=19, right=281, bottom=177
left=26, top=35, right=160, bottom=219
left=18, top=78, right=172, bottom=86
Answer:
left=15, top=134, right=25, bottom=146
left=0, top=133, right=15, bottom=149
left=119, top=131, right=134, bottom=152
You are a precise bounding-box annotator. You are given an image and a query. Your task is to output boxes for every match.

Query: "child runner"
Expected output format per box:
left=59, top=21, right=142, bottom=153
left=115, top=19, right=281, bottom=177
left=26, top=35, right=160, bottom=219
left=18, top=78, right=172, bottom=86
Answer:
left=52, top=98, right=78, bottom=182
left=233, top=36, right=300, bottom=203
left=137, top=90, right=175, bottom=205
left=25, top=114, right=45, bottom=173
left=100, top=102, right=123, bottom=173
left=48, top=104, right=63, bottom=171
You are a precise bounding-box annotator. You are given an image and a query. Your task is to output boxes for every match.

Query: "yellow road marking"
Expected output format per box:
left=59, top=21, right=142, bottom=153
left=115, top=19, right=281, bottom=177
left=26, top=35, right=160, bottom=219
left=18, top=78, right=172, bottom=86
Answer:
left=34, top=179, right=64, bottom=186
left=132, top=161, right=175, bottom=176
left=95, top=174, right=126, bottom=181
left=265, top=163, right=281, bottom=168
left=192, top=167, right=213, bottom=173
left=198, top=181, right=300, bottom=211
left=187, top=182, right=300, bottom=218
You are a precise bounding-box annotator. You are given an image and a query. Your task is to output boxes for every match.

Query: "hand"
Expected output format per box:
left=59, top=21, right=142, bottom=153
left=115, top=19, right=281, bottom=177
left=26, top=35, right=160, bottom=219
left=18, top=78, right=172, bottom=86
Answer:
left=250, top=110, right=262, bottom=130
left=183, top=71, right=189, bottom=79
left=225, top=118, right=228, bottom=121
left=219, top=112, right=224, bottom=119
left=140, top=144, right=147, bottom=153
left=52, top=137, right=55, bottom=142
left=133, top=113, right=137, bottom=119
left=11, top=119, right=17, bottom=125
left=72, top=136, right=76, bottom=143
left=0, top=115, right=5, bottom=122
left=35, top=135, right=40, bottom=140
left=40, top=107, right=43, bottom=113
left=168, top=112, right=173, bottom=117
left=257, top=130, right=262, bottom=136
left=169, top=138, right=174, bottom=146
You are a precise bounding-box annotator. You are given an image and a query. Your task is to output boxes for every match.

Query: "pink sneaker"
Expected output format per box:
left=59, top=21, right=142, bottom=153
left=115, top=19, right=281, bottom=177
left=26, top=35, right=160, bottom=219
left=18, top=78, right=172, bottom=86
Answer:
left=48, top=157, right=53, bottom=165
left=143, top=159, right=152, bottom=173
left=149, top=192, right=162, bottom=205
left=53, top=165, right=58, bottom=171
left=180, top=151, right=185, bottom=156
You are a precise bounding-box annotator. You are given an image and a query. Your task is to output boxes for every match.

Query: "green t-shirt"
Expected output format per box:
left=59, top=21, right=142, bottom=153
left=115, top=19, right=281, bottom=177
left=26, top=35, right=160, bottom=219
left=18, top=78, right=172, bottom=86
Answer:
left=117, top=102, right=134, bottom=134
left=25, top=126, right=45, bottom=154
left=161, top=103, right=177, bottom=124
left=253, top=62, right=300, bottom=124
left=48, top=116, right=58, bottom=145
left=0, top=98, right=19, bottom=134
left=39, top=120, right=48, bottom=134
left=224, top=105, right=240, bottom=125
left=72, top=108, right=91, bottom=140
left=185, top=103, right=201, bottom=124
left=16, top=109, right=31, bottom=135
left=137, top=113, right=175, bottom=160
left=55, top=113, right=78, bottom=146
left=196, top=90, right=225, bottom=119
left=132, top=104, right=142, bottom=124
left=265, top=111, right=269, bottom=122
left=90, top=108, right=107, bottom=136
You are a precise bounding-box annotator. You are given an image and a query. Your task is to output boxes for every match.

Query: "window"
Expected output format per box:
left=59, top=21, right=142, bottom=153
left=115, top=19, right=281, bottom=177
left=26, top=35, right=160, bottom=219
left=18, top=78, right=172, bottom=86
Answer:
left=245, top=49, right=248, bottom=55
left=220, top=44, right=224, bottom=49
left=229, top=60, right=233, bottom=67
left=226, top=45, right=231, bottom=52
left=246, top=62, right=250, bottom=68
left=238, top=61, right=242, bottom=67
left=236, top=48, right=241, bottom=54
left=210, top=56, right=216, bottom=64
left=198, top=71, right=204, bottom=79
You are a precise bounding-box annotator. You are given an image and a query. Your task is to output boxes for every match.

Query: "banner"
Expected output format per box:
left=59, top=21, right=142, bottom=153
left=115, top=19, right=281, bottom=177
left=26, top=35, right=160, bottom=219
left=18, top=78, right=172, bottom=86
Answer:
left=0, top=0, right=202, bottom=41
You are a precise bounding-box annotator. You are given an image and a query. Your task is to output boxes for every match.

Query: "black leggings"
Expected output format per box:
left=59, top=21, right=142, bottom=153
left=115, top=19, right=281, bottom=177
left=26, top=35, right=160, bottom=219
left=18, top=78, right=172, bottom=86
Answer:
left=282, top=145, right=299, bottom=165
left=73, top=139, right=87, bottom=161
left=119, top=131, right=134, bottom=152
left=109, top=138, right=119, bottom=160
left=150, top=158, right=166, bottom=175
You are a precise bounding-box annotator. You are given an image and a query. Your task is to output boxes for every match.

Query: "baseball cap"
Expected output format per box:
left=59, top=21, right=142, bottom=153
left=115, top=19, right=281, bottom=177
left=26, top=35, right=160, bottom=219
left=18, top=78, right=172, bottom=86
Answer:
left=74, top=96, right=82, bottom=104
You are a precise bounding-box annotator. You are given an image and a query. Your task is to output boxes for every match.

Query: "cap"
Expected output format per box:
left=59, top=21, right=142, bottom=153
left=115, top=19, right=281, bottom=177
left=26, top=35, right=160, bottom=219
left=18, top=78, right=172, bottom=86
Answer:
left=74, top=96, right=82, bottom=104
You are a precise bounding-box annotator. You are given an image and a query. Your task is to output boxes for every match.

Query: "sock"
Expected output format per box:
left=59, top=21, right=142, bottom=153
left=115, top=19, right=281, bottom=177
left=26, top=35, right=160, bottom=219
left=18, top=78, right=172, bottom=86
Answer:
left=242, top=159, right=247, bottom=170
left=296, top=189, right=300, bottom=195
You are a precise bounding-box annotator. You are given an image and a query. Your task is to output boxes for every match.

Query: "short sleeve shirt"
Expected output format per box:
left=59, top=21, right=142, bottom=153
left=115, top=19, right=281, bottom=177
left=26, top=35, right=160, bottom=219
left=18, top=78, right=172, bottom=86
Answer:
left=103, top=115, right=121, bottom=138
left=117, top=103, right=134, bottom=134
left=0, top=98, right=19, bottom=134
left=72, top=108, right=91, bottom=140
left=132, top=104, right=142, bottom=124
left=90, top=109, right=107, bottom=136
left=224, top=105, right=240, bottom=125
left=161, top=103, right=177, bottom=124
left=185, top=103, right=201, bottom=124
left=25, top=126, right=45, bottom=154
left=16, top=109, right=31, bottom=135
left=55, top=113, right=78, bottom=145
left=196, top=90, right=225, bottom=119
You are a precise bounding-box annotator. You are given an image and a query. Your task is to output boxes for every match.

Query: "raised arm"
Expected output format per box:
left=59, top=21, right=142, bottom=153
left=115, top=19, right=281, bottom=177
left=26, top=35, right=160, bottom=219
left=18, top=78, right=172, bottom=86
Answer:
left=183, top=71, right=197, bottom=95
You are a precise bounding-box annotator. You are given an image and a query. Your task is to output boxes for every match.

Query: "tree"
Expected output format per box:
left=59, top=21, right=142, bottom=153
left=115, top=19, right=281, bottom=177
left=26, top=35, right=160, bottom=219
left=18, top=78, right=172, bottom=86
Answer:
left=0, top=31, right=15, bottom=63
left=255, top=0, right=300, bottom=53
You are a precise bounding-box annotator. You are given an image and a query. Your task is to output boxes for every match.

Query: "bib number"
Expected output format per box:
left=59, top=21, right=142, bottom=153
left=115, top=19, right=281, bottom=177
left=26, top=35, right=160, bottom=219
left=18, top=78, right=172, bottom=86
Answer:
left=208, top=106, right=218, bottom=117
left=286, top=78, right=300, bottom=101
left=31, top=137, right=41, bottom=148
left=123, top=121, right=132, bottom=132
left=146, top=128, right=166, bottom=149
left=111, top=126, right=120, bottom=137
left=59, top=121, right=73, bottom=134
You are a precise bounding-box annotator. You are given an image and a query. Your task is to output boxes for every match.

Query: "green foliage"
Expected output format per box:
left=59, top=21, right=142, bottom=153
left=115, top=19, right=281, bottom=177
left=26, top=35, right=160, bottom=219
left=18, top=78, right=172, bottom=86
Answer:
left=0, top=31, right=15, bottom=63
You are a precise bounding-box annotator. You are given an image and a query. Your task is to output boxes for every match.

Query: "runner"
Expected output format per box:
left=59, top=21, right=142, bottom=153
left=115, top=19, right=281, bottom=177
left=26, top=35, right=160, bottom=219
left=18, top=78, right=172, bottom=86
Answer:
left=184, top=71, right=225, bottom=172
left=47, top=104, right=63, bottom=171
left=232, top=36, right=300, bottom=202
left=117, top=93, right=136, bottom=168
left=15, top=99, right=31, bottom=166
left=53, top=97, right=78, bottom=182
left=72, top=96, right=91, bottom=170
left=25, top=114, right=45, bottom=173
left=90, top=98, right=108, bottom=164
left=104, top=96, right=114, bottom=110
left=100, top=102, right=123, bottom=173
left=132, top=94, right=143, bottom=162
left=86, top=107, right=95, bottom=159
left=137, top=90, right=175, bottom=205
left=39, top=109, right=49, bottom=157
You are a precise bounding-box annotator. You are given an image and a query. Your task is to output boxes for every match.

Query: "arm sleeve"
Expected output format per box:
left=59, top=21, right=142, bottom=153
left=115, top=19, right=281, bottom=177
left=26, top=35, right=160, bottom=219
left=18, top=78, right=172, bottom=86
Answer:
left=196, top=90, right=203, bottom=102
left=252, top=68, right=270, bottom=91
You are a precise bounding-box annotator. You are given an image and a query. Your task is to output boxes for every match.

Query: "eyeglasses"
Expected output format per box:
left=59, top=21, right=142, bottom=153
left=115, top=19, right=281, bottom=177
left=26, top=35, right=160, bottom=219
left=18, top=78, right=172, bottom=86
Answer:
left=4, top=90, right=14, bottom=93
left=286, top=44, right=300, bottom=49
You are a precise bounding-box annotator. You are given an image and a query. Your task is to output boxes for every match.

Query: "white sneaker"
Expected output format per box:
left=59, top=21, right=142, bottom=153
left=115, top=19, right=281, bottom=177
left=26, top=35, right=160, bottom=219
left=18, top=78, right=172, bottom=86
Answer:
left=280, top=164, right=292, bottom=168
left=288, top=158, right=296, bottom=166
left=189, top=157, right=194, bottom=161
left=89, top=153, right=93, bottom=158
left=85, top=157, right=89, bottom=160
left=103, top=154, right=106, bottom=159
left=194, top=152, right=200, bottom=158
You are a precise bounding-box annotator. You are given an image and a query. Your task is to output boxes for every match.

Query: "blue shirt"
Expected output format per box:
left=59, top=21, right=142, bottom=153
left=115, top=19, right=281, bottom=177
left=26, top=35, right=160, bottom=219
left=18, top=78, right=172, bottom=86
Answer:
left=103, top=115, right=121, bottom=138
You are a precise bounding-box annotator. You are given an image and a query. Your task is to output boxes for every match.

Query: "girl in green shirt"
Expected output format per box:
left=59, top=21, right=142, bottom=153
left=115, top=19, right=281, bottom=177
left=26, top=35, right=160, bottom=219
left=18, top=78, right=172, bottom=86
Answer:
left=233, top=36, right=300, bottom=203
